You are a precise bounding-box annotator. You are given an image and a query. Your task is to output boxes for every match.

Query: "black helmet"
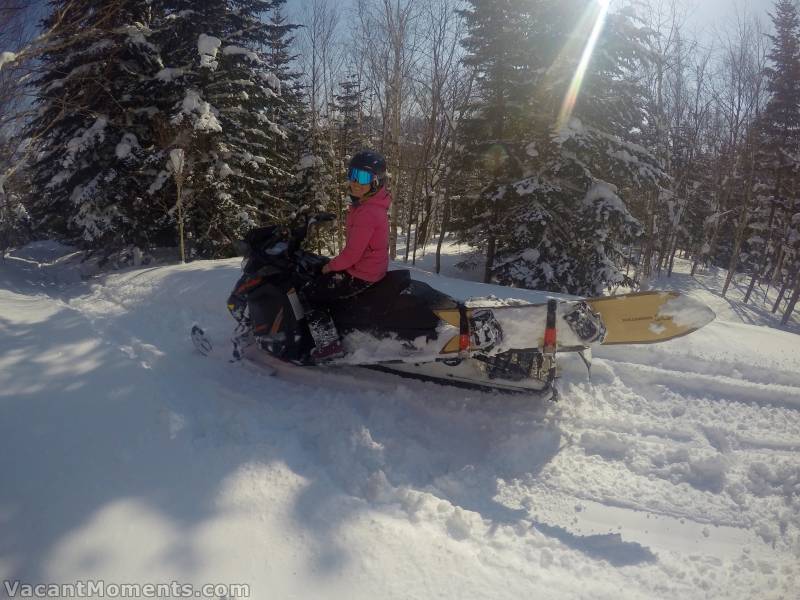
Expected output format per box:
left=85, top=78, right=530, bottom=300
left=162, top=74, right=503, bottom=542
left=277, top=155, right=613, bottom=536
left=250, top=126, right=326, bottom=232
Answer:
left=348, top=149, right=387, bottom=177
left=348, top=149, right=387, bottom=196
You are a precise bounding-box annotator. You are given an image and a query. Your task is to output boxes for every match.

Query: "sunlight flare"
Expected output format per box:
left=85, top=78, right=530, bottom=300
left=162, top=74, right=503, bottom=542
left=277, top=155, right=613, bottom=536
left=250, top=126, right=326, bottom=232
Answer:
left=557, top=1, right=610, bottom=131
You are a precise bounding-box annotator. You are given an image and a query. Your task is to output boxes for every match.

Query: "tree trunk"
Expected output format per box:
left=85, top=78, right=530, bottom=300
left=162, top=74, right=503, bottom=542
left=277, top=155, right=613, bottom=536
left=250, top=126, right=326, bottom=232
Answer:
left=403, top=195, right=414, bottom=263
left=435, top=197, right=450, bottom=274
left=781, top=270, right=800, bottom=325
left=484, top=234, right=496, bottom=284
left=772, top=273, right=792, bottom=314
left=721, top=217, right=747, bottom=297
left=176, top=181, right=186, bottom=264
left=484, top=194, right=499, bottom=284
left=722, top=152, right=757, bottom=297
left=336, top=193, right=344, bottom=252
left=667, top=240, right=678, bottom=277
left=743, top=271, right=758, bottom=304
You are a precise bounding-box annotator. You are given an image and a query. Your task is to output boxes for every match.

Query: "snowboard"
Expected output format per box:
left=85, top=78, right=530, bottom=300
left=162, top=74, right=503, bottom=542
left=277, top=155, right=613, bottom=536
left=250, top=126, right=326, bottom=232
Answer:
left=434, top=291, right=716, bottom=355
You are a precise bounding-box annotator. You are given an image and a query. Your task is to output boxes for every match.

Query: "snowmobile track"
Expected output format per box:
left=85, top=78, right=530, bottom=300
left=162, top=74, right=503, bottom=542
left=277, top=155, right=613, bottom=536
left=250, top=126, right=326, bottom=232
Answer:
left=596, top=359, right=800, bottom=408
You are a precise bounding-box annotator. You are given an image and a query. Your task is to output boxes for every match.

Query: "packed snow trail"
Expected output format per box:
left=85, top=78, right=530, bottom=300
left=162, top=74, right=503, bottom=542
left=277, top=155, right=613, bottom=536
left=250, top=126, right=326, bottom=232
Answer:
left=0, top=243, right=798, bottom=599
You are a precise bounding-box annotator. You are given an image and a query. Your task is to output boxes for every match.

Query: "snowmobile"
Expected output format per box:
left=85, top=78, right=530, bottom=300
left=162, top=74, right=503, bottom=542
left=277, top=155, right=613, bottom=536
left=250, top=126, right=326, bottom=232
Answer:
left=192, top=208, right=715, bottom=397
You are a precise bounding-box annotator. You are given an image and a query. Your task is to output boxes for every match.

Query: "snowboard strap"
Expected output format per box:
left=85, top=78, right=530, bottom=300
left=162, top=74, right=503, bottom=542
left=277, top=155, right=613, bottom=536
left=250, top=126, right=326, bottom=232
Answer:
left=543, top=299, right=559, bottom=401
left=543, top=299, right=557, bottom=352
left=458, top=303, right=470, bottom=357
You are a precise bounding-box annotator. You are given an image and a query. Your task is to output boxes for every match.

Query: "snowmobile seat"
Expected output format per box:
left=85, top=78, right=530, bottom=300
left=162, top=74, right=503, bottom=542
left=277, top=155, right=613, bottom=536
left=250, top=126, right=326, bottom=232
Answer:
left=333, top=270, right=456, bottom=340
left=369, top=269, right=411, bottom=297
left=333, top=269, right=410, bottom=313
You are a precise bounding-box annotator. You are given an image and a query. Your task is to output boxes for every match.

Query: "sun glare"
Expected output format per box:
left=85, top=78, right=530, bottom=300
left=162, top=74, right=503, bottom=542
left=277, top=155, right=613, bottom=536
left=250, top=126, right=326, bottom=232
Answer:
left=556, top=0, right=611, bottom=131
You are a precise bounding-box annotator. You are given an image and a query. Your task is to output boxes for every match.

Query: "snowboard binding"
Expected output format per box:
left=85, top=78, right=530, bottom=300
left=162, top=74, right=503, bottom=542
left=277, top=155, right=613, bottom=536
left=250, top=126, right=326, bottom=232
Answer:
left=471, top=309, right=504, bottom=350
left=563, top=302, right=606, bottom=345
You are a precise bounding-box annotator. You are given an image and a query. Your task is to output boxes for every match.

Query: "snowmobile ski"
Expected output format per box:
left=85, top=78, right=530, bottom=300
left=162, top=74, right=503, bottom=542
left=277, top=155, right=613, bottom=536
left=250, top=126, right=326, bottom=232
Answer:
left=191, top=324, right=213, bottom=356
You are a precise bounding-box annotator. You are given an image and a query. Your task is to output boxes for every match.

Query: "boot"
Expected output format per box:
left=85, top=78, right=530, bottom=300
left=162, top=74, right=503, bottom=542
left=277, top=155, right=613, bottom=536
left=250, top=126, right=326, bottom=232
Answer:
left=306, top=310, right=345, bottom=362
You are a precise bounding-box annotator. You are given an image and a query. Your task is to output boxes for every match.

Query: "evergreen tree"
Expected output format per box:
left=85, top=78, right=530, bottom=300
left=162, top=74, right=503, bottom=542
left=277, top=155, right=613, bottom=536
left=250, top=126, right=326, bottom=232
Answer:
left=455, top=0, right=666, bottom=295
left=329, top=74, right=366, bottom=161
left=25, top=0, right=165, bottom=248
left=454, top=0, right=538, bottom=283
left=147, top=0, right=289, bottom=257
left=285, top=80, right=338, bottom=253
left=325, top=74, right=367, bottom=248
left=25, top=0, right=293, bottom=258
left=745, top=0, right=800, bottom=302
left=263, top=2, right=305, bottom=206
left=0, top=163, right=31, bottom=257
left=0, top=133, right=31, bottom=256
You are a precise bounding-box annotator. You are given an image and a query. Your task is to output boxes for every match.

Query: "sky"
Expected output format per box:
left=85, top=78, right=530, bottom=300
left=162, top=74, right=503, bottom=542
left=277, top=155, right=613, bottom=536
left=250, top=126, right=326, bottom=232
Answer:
left=17, top=0, right=778, bottom=41
left=689, top=0, right=775, bottom=31
left=281, top=0, right=778, bottom=42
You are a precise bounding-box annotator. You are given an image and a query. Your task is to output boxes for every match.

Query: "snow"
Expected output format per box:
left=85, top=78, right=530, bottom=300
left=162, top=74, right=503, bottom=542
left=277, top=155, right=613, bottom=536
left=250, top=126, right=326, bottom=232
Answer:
left=584, top=180, right=627, bottom=215
left=0, top=51, right=17, bottom=70
left=169, top=148, right=185, bottom=174
left=222, top=45, right=261, bottom=64
left=155, top=67, right=185, bottom=82
left=298, top=154, right=322, bottom=170
left=197, top=34, right=221, bottom=70
left=115, top=133, right=139, bottom=160
left=218, top=162, right=233, bottom=178
left=261, top=70, right=281, bottom=93
left=657, top=294, right=718, bottom=330
left=147, top=169, right=169, bottom=195
left=118, top=24, right=157, bottom=53
left=0, top=241, right=799, bottom=599
left=57, top=116, right=108, bottom=174
left=175, top=89, right=222, bottom=132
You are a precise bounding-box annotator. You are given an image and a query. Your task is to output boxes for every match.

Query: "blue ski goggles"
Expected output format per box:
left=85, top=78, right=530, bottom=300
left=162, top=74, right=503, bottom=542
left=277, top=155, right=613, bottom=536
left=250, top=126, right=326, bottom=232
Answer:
left=347, top=167, right=374, bottom=185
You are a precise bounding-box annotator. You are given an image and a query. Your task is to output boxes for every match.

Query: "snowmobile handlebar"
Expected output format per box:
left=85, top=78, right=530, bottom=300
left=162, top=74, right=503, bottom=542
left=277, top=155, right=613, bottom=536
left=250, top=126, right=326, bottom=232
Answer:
left=236, top=210, right=336, bottom=259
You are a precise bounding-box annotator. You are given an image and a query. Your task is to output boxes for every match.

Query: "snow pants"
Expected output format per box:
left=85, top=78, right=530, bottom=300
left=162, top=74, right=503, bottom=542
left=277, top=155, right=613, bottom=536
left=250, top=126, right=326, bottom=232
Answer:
left=302, top=271, right=375, bottom=351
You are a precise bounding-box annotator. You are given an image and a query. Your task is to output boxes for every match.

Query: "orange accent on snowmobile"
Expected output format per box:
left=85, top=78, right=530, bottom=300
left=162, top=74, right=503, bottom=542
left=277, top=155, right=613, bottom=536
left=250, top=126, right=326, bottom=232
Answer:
left=236, top=277, right=263, bottom=294
left=459, top=333, right=470, bottom=351
left=270, top=307, right=284, bottom=334
left=543, top=325, right=557, bottom=349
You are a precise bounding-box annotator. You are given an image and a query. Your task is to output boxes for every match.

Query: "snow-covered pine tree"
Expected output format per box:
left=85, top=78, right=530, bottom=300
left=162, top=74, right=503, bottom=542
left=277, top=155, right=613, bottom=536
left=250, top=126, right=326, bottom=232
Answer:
left=0, top=130, right=31, bottom=257
left=0, top=139, right=30, bottom=257
left=453, top=0, right=538, bottom=283
left=329, top=74, right=366, bottom=161
left=744, top=0, right=800, bottom=304
left=25, top=0, right=165, bottom=249
left=262, top=2, right=305, bottom=207
left=456, top=0, right=666, bottom=295
left=326, top=74, right=367, bottom=248
left=278, top=72, right=338, bottom=253
left=146, top=0, right=288, bottom=257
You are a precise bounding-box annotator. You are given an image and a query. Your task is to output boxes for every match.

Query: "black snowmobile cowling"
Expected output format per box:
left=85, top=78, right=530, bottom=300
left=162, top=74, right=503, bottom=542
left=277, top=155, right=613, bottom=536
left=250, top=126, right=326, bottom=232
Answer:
left=217, top=208, right=716, bottom=396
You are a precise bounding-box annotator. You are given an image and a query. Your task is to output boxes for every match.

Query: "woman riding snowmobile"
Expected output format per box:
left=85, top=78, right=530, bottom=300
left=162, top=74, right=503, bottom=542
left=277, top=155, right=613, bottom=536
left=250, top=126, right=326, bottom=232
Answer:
left=303, top=149, right=392, bottom=361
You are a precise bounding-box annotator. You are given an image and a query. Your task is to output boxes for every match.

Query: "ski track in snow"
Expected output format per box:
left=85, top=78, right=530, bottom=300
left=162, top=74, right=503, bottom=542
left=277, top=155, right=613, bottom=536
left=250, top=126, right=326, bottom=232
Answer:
left=0, top=243, right=799, bottom=599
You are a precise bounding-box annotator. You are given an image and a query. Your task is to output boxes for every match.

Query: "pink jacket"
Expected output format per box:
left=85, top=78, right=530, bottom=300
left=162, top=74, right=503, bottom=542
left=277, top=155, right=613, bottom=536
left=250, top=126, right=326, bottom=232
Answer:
left=327, top=186, right=392, bottom=282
